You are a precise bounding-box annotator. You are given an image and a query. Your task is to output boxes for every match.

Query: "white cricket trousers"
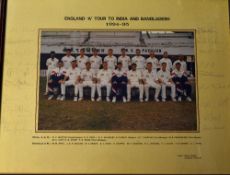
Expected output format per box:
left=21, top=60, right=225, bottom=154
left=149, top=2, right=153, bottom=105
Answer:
left=97, top=81, right=111, bottom=97
left=127, top=81, right=144, bottom=100
left=79, top=81, right=96, bottom=98
left=45, top=69, right=52, bottom=93
left=61, top=80, right=79, bottom=96
left=161, top=82, right=176, bottom=100
left=144, top=81, right=161, bottom=99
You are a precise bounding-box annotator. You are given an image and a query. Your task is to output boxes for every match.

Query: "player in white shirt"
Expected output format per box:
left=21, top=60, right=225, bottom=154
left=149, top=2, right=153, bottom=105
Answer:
left=131, top=49, right=146, bottom=72
left=111, top=62, right=128, bottom=103
left=171, top=62, right=192, bottom=102
left=159, top=51, right=172, bottom=72
left=78, top=61, right=97, bottom=101
left=143, top=62, right=161, bottom=102
left=173, top=55, right=187, bottom=72
left=44, top=51, right=59, bottom=95
left=118, top=48, right=131, bottom=71
left=127, top=63, right=144, bottom=102
left=59, top=60, right=81, bottom=101
left=76, top=48, right=89, bottom=71
left=61, top=48, right=75, bottom=69
left=146, top=50, right=159, bottom=73
left=157, top=62, right=176, bottom=102
left=89, top=48, right=102, bottom=74
left=47, top=60, right=67, bottom=100
left=103, top=48, right=117, bottom=70
left=96, top=61, right=112, bottom=102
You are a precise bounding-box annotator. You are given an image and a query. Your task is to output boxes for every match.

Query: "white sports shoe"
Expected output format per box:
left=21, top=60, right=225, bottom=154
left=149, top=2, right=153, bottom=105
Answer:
left=60, top=96, right=65, bottom=101
left=112, top=97, right=116, bottom=103
left=186, top=97, right=192, bottom=102
left=123, top=96, right=127, bottom=103
left=78, top=98, right=83, bottom=101
left=140, top=99, right=143, bottom=103
left=43, top=92, right=48, bottom=96
left=48, top=95, right=54, bottom=100
left=172, top=98, right=177, bottom=102
left=145, top=98, right=149, bottom=102
left=155, top=98, right=160, bottom=102
left=178, top=97, right=182, bottom=102
left=91, top=98, right=95, bottom=102
left=97, top=97, right=101, bottom=102
left=56, top=95, right=61, bottom=100
left=162, top=99, right=166, bottom=102
left=73, top=96, right=78, bottom=102
left=106, top=97, right=110, bottom=102
left=127, top=98, right=131, bottom=102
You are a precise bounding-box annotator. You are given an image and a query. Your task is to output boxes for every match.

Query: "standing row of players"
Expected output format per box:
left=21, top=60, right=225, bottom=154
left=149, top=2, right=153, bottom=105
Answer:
left=45, top=49, right=192, bottom=102
left=46, top=48, right=187, bottom=73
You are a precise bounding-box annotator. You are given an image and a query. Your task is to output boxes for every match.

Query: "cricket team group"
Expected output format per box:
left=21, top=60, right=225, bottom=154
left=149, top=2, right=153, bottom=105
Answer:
left=44, top=48, right=193, bottom=103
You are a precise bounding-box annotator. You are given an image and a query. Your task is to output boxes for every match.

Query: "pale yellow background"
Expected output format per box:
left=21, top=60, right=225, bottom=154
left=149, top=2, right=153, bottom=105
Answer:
left=0, top=0, right=230, bottom=174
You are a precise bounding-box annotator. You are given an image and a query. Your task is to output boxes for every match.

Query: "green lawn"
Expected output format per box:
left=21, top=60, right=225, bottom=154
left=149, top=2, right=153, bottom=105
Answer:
left=38, top=77, right=197, bottom=131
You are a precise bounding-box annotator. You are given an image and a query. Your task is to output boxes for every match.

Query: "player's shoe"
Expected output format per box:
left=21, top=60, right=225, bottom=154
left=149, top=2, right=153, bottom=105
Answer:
left=56, top=95, right=61, bottom=100
left=155, top=98, right=160, bottom=102
left=172, top=98, right=177, bottom=102
left=186, top=97, right=192, bottom=102
left=60, top=95, right=65, bottom=101
left=140, top=98, right=143, bottom=103
left=91, top=98, right=95, bottom=102
left=43, top=92, right=48, bottom=96
left=106, top=97, right=110, bottom=102
left=112, top=97, right=116, bottom=103
left=73, top=96, right=78, bottom=102
left=178, top=97, right=182, bottom=102
left=48, top=95, right=54, bottom=100
left=127, top=98, right=131, bottom=102
left=145, top=98, right=149, bottom=102
left=162, top=99, right=166, bottom=102
left=78, top=98, right=83, bottom=101
left=97, top=97, right=101, bottom=102
left=123, top=96, right=127, bottom=103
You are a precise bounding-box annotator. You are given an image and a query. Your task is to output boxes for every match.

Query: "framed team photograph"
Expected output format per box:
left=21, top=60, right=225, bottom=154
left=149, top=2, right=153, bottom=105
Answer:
left=2, top=0, right=230, bottom=174
left=37, top=30, right=198, bottom=132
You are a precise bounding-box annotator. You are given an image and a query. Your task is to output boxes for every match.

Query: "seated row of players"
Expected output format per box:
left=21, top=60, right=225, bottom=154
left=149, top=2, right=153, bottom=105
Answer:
left=45, top=48, right=188, bottom=95
left=47, top=59, right=192, bottom=103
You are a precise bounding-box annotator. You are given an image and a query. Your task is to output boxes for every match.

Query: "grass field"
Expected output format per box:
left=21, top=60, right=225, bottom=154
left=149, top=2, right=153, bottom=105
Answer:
left=38, top=77, right=197, bottom=131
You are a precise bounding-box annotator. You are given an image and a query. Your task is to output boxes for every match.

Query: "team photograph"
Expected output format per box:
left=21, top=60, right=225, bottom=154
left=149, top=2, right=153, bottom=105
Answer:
left=38, top=31, right=197, bottom=131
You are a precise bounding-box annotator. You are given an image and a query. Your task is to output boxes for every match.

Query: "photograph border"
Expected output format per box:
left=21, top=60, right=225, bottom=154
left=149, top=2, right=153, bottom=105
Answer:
left=35, top=28, right=200, bottom=134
